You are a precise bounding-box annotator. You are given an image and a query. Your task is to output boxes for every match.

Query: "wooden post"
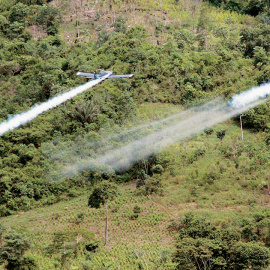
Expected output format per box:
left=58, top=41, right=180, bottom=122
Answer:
left=240, top=115, right=245, bottom=140
left=105, top=201, right=108, bottom=245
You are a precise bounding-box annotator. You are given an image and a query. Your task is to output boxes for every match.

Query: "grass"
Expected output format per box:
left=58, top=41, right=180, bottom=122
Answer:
left=1, top=103, right=269, bottom=269
left=52, top=0, right=250, bottom=47
left=1, top=186, right=175, bottom=269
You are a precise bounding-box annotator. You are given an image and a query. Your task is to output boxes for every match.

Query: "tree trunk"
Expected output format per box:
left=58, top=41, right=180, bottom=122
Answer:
left=105, top=201, right=108, bottom=245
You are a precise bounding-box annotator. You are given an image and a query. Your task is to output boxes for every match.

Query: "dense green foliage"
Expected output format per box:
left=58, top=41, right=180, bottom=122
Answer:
left=0, top=0, right=269, bottom=268
left=0, top=0, right=269, bottom=215
left=207, top=0, right=269, bottom=16
left=0, top=230, right=37, bottom=270
left=174, top=212, right=270, bottom=269
left=88, top=181, right=118, bottom=208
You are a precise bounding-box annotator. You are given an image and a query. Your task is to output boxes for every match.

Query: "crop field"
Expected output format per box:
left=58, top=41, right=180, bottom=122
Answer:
left=1, top=105, right=269, bottom=269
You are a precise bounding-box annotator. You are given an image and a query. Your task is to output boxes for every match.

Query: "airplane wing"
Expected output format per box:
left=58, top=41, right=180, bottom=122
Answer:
left=108, top=74, right=134, bottom=78
left=76, top=72, right=94, bottom=78
left=76, top=71, right=134, bottom=79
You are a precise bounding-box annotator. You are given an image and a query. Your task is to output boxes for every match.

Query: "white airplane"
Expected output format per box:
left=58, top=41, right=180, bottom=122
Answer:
left=76, top=70, right=134, bottom=80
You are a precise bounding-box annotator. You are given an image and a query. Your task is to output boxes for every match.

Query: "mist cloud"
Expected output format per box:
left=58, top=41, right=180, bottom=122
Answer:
left=228, top=82, right=270, bottom=108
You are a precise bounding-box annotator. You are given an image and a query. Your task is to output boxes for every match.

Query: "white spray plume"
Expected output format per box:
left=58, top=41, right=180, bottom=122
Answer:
left=50, top=100, right=219, bottom=161
left=0, top=73, right=111, bottom=136
left=62, top=97, right=267, bottom=177
left=228, top=82, right=270, bottom=108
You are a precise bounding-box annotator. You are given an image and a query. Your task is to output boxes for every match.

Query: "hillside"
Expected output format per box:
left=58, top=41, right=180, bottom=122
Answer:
left=0, top=113, right=269, bottom=269
left=0, top=0, right=270, bottom=269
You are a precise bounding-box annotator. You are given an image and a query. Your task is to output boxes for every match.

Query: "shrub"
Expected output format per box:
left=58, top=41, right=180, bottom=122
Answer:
left=187, top=147, right=206, bottom=164
left=235, top=241, right=270, bottom=269
left=80, top=261, right=92, bottom=270
left=130, top=205, right=142, bottom=219
left=133, top=205, right=142, bottom=214
left=151, top=164, right=164, bottom=174
left=204, top=170, right=220, bottom=184
left=130, top=213, right=139, bottom=220
left=85, top=241, right=99, bottom=252
left=258, top=181, right=268, bottom=189
left=144, top=178, right=164, bottom=195
left=216, top=130, right=226, bottom=140
left=204, top=127, right=214, bottom=137
left=0, top=231, right=32, bottom=269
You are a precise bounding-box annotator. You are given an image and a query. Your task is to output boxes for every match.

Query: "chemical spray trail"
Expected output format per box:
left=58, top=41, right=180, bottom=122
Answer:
left=229, top=81, right=270, bottom=108
left=50, top=99, right=220, bottom=161
left=63, top=96, right=268, bottom=177
left=0, top=72, right=112, bottom=136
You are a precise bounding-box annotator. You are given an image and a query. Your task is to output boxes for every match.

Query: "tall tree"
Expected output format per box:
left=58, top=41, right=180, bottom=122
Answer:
left=197, top=5, right=212, bottom=50
left=88, top=181, right=118, bottom=245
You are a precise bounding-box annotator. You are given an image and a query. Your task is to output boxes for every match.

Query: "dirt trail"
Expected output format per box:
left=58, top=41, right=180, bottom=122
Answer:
left=149, top=194, right=180, bottom=223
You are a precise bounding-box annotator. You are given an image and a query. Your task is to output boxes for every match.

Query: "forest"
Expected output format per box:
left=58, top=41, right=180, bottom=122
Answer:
left=0, top=0, right=269, bottom=269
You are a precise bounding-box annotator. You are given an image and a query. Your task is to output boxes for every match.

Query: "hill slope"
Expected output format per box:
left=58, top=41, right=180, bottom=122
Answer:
left=0, top=0, right=270, bottom=269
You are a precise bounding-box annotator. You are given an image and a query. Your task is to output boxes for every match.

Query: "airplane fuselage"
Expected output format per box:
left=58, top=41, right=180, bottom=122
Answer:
left=76, top=70, right=134, bottom=80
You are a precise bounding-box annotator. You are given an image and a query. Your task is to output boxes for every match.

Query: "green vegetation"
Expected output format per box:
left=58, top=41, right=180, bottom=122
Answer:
left=174, top=212, right=270, bottom=270
left=207, top=0, right=269, bottom=17
left=0, top=231, right=37, bottom=270
left=0, top=0, right=269, bottom=269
